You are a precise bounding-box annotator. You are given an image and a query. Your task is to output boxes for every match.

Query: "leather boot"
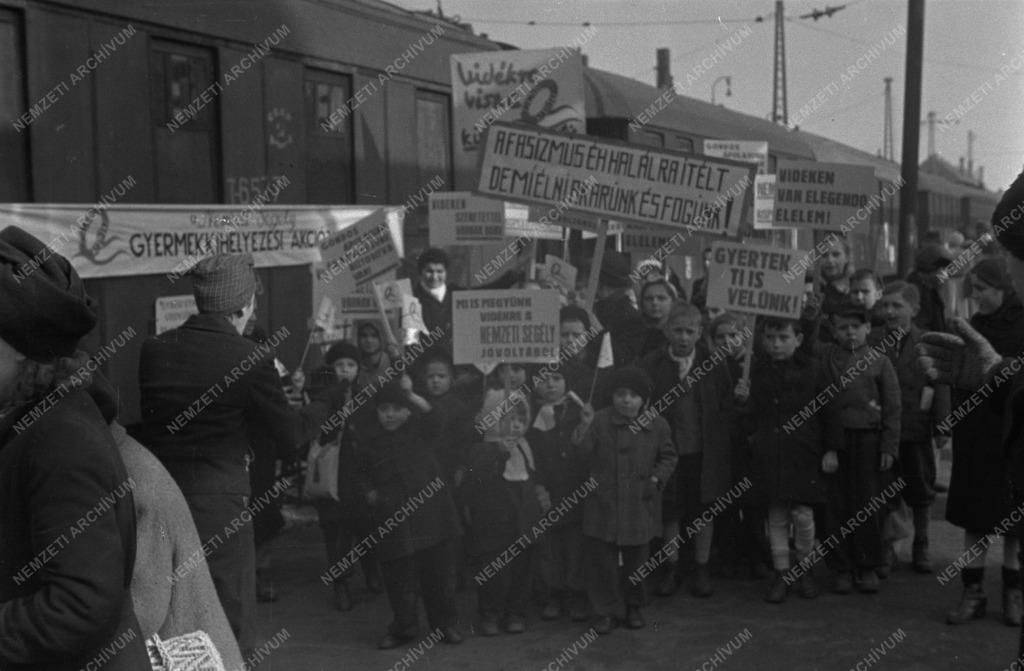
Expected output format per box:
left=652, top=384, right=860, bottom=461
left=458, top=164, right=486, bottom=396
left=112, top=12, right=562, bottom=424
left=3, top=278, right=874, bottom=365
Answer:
left=912, top=507, right=932, bottom=573
left=764, top=571, right=789, bottom=604
left=946, top=582, right=986, bottom=624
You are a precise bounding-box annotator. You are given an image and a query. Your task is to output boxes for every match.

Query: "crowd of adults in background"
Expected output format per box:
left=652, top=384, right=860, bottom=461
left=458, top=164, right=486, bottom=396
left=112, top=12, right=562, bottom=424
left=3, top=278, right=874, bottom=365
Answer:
left=5, top=168, right=1024, bottom=668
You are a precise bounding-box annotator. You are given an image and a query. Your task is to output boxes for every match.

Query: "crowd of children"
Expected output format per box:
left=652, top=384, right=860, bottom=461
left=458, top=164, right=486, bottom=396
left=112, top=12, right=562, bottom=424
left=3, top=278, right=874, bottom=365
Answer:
left=294, top=240, right=1017, bottom=648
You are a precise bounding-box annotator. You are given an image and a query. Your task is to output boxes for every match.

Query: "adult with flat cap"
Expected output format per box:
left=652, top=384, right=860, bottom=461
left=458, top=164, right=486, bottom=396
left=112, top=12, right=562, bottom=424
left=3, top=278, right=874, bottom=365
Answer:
left=0, top=226, right=150, bottom=670
left=137, top=253, right=328, bottom=657
left=917, top=168, right=1024, bottom=660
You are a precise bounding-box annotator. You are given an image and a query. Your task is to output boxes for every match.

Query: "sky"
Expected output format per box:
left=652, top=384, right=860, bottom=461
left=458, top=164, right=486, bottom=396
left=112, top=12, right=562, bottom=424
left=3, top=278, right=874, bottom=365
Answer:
left=398, top=0, right=1024, bottom=191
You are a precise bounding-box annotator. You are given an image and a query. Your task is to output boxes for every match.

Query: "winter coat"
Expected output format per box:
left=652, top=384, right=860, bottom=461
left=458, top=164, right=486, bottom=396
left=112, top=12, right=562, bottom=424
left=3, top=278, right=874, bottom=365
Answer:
left=641, top=344, right=737, bottom=502
left=0, top=389, right=150, bottom=671
left=138, top=313, right=327, bottom=496
left=884, top=326, right=951, bottom=442
left=947, top=296, right=1024, bottom=531
left=577, top=408, right=677, bottom=546
left=112, top=423, right=244, bottom=671
left=353, top=411, right=462, bottom=562
left=314, top=380, right=376, bottom=525
left=906, top=270, right=948, bottom=333
left=821, top=341, right=901, bottom=455
left=529, top=399, right=590, bottom=525
left=739, top=353, right=844, bottom=504
left=428, top=392, right=475, bottom=482
left=458, top=440, right=545, bottom=555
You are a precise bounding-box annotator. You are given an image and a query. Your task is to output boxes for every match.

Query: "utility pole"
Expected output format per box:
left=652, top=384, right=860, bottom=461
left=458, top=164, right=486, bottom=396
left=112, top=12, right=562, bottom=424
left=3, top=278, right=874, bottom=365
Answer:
left=883, top=77, right=894, bottom=161
left=897, top=0, right=925, bottom=277
left=967, top=129, right=975, bottom=179
left=772, top=0, right=788, bottom=124
left=656, top=48, right=673, bottom=90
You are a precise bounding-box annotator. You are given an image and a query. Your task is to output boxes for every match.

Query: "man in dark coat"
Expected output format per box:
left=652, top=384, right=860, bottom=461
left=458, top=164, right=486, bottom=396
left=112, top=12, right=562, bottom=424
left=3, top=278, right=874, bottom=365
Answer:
left=138, top=253, right=327, bottom=656
left=0, top=226, right=150, bottom=670
left=594, top=251, right=648, bottom=368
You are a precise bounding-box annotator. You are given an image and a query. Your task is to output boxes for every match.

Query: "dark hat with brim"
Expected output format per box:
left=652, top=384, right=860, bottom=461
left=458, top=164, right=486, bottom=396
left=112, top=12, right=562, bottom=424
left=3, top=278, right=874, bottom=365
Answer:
left=0, top=226, right=97, bottom=361
left=915, top=242, right=953, bottom=272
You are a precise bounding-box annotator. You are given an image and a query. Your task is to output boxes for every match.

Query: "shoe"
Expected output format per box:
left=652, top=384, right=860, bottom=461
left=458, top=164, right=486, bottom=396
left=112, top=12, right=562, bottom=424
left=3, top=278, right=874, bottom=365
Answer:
left=764, top=572, right=789, bottom=604
left=798, top=572, right=820, bottom=599
left=332, top=582, right=353, bottom=612
left=912, top=544, right=932, bottom=574
left=947, top=583, right=987, bottom=624
left=874, top=565, right=891, bottom=580
left=1004, top=586, right=1023, bottom=627
left=541, top=602, right=562, bottom=620
left=656, top=570, right=681, bottom=596
left=625, top=607, right=645, bottom=629
left=479, top=618, right=500, bottom=637
left=503, top=614, right=526, bottom=634
left=377, top=633, right=413, bottom=650
left=858, top=569, right=880, bottom=594
left=593, top=615, right=618, bottom=635
left=568, top=594, right=589, bottom=622
left=691, top=564, right=713, bottom=598
left=833, top=572, right=854, bottom=595
left=440, top=626, right=464, bottom=644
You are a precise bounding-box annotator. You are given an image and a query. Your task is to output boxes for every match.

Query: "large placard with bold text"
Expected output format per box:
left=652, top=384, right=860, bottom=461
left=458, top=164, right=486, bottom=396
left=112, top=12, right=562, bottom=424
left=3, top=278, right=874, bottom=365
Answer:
left=451, top=289, right=561, bottom=365
left=477, top=122, right=755, bottom=235
left=773, top=159, right=876, bottom=230
left=706, top=241, right=804, bottom=319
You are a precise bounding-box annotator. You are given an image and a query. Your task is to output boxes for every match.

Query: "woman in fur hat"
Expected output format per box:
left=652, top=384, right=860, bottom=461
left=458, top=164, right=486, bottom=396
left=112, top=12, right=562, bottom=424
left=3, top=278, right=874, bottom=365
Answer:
left=0, top=226, right=151, bottom=670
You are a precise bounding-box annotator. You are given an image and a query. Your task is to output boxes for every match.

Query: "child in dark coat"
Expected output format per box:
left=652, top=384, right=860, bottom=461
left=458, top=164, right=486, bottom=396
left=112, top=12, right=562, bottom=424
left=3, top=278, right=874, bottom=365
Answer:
left=879, top=281, right=951, bottom=574
left=460, top=398, right=547, bottom=636
left=736, top=318, right=844, bottom=602
left=310, top=341, right=380, bottom=612
left=530, top=370, right=593, bottom=622
left=353, top=379, right=464, bottom=649
left=420, top=353, right=474, bottom=486
left=821, top=303, right=901, bottom=595
left=577, top=366, right=677, bottom=635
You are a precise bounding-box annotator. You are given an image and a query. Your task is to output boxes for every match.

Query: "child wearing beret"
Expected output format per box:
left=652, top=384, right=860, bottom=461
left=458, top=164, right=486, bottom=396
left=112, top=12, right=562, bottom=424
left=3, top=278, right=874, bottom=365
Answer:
left=575, top=366, right=677, bottom=634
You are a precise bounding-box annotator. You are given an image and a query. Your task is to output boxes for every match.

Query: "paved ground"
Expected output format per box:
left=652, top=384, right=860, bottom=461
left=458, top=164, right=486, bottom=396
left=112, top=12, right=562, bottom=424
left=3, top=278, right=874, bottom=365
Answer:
left=251, top=453, right=1021, bottom=670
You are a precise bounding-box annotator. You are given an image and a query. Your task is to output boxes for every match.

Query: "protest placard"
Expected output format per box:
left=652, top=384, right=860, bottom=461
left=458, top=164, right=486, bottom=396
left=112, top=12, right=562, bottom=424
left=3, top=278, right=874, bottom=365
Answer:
left=506, top=202, right=563, bottom=240
left=428, top=192, right=507, bottom=246
left=155, top=295, right=198, bottom=335
left=773, top=159, right=877, bottom=230
left=477, top=123, right=754, bottom=235
left=703, top=140, right=768, bottom=174
left=451, top=49, right=585, bottom=169
left=319, top=209, right=400, bottom=293
left=451, top=289, right=561, bottom=365
left=705, top=241, right=804, bottom=319
left=541, top=255, right=577, bottom=292
left=754, top=175, right=776, bottom=230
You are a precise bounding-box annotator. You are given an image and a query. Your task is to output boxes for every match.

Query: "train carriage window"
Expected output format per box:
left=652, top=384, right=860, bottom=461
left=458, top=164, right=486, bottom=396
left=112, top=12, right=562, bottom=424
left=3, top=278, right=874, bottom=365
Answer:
left=0, top=9, right=29, bottom=200
left=634, top=129, right=664, bottom=148
left=416, top=90, right=452, bottom=192
left=667, top=134, right=694, bottom=153
left=149, top=41, right=220, bottom=202
left=304, top=70, right=353, bottom=204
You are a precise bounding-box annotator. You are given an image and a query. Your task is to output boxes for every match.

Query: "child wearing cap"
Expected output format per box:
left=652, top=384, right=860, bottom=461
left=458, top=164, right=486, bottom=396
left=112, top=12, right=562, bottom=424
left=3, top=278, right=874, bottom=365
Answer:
left=353, top=377, right=464, bottom=649
left=311, top=341, right=380, bottom=611
left=575, top=366, right=677, bottom=635
left=459, top=397, right=547, bottom=636
left=821, top=302, right=901, bottom=595
left=530, top=369, right=593, bottom=622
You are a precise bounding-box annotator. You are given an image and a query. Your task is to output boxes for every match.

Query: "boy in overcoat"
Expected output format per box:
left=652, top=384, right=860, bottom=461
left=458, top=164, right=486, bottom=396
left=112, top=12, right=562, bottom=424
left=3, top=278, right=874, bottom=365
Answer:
left=576, top=366, right=677, bottom=634
left=736, top=317, right=844, bottom=603
left=353, top=379, right=464, bottom=649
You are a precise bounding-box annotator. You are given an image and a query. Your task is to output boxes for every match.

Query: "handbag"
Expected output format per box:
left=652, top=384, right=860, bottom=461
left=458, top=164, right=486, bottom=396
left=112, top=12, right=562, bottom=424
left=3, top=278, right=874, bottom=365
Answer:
left=304, top=437, right=341, bottom=501
left=146, top=631, right=226, bottom=671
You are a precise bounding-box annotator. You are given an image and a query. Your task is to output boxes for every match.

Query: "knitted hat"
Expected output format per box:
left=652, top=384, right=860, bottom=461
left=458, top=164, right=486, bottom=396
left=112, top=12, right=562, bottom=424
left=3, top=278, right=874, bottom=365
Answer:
left=189, top=253, right=256, bottom=313
left=971, top=257, right=1012, bottom=292
left=609, top=366, right=652, bottom=401
left=375, top=382, right=414, bottom=410
left=324, top=341, right=361, bottom=366
left=599, top=251, right=633, bottom=288
left=0, top=226, right=97, bottom=361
